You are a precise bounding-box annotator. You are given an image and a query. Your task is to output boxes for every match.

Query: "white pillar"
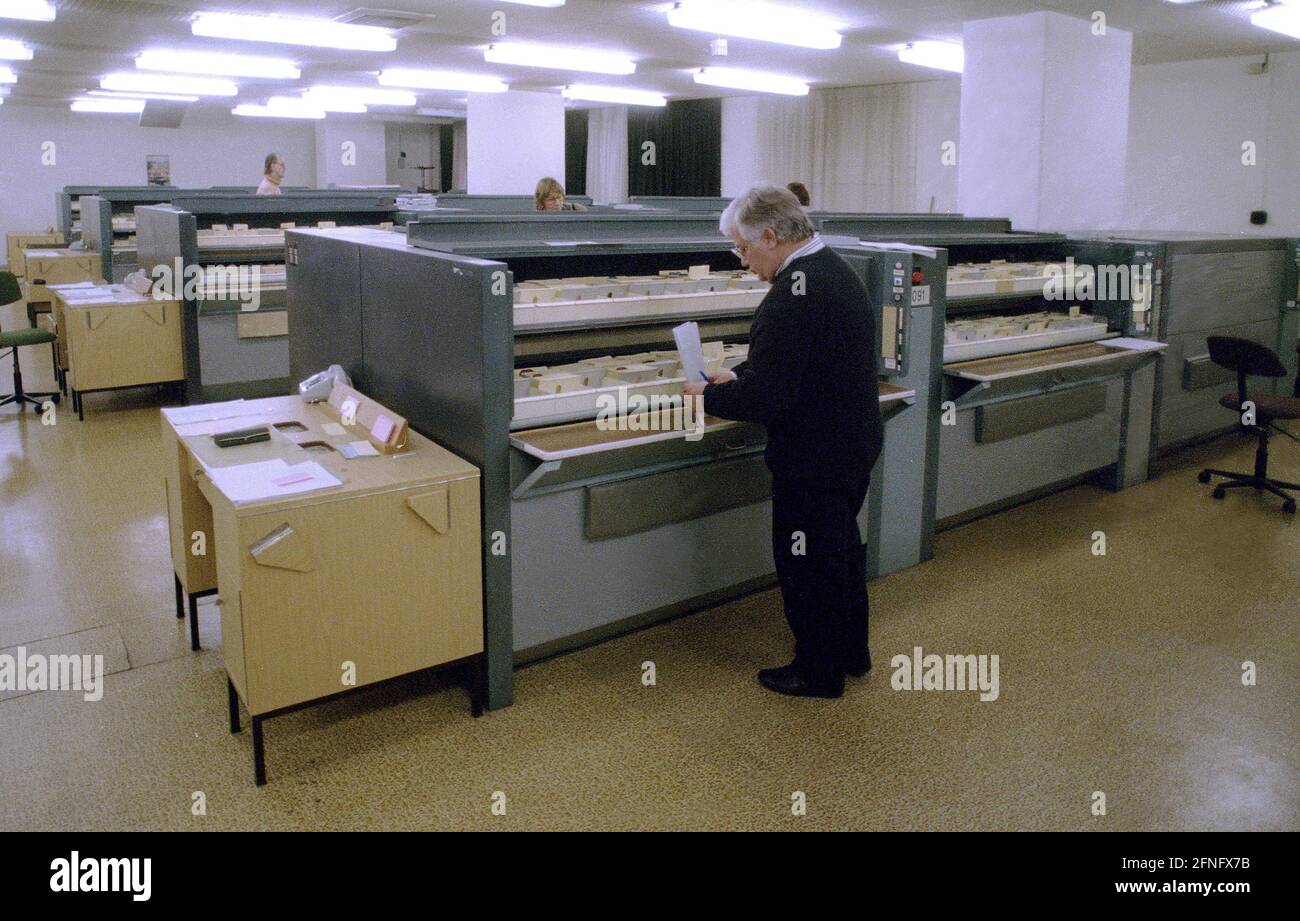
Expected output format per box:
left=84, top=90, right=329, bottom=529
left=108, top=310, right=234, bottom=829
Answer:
left=958, top=11, right=1132, bottom=230
left=467, top=91, right=565, bottom=194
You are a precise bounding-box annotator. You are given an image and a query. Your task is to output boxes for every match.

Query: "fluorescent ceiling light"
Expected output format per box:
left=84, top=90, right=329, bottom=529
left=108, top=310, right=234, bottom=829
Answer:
left=305, top=85, right=417, bottom=107
left=693, top=66, right=808, bottom=96
left=90, top=89, right=200, bottom=103
left=136, top=49, right=299, bottom=80
left=72, top=97, right=145, bottom=114
left=484, top=42, right=635, bottom=75
left=1251, top=3, right=1300, bottom=40
left=563, top=84, right=666, bottom=107
left=0, top=1, right=56, bottom=23
left=102, top=72, right=237, bottom=97
left=192, top=12, right=396, bottom=52
left=497, top=1, right=566, bottom=6
left=0, top=38, right=33, bottom=60
left=898, top=41, right=964, bottom=73
left=234, top=98, right=326, bottom=120
left=667, top=1, right=842, bottom=50
left=417, top=106, right=466, bottom=117
left=0, top=65, right=16, bottom=83
left=380, top=68, right=508, bottom=93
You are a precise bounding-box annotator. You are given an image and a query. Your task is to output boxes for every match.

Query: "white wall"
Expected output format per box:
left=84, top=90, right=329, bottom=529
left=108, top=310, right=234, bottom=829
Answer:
left=1124, top=52, right=1300, bottom=235
left=466, top=90, right=564, bottom=194
left=0, top=105, right=317, bottom=255
left=314, top=117, right=388, bottom=188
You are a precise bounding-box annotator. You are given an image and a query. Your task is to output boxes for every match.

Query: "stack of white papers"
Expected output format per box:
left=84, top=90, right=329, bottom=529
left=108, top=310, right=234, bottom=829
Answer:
left=207, top=459, right=342, bottom=505
left=164, top=400, right=248, bottom=426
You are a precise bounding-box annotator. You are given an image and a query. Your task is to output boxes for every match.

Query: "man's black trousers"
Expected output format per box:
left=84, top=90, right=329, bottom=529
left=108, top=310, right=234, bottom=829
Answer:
left=770, top=476, right=872, bottom=683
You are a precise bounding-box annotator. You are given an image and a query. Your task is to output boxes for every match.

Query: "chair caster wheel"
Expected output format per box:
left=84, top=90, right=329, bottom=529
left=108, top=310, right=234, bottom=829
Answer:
left=49, top=394, right=61, bottom=406
left=1213, top=487, right=1227, bottom=500
left=1198, top=471, right=1212, bottom=484
left=1284, top=500, right=1296, bottom=515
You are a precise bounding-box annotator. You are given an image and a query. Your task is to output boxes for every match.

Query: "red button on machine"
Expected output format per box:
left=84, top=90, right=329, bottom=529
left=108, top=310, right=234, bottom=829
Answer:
left=912, top=270, right=924, bottom=284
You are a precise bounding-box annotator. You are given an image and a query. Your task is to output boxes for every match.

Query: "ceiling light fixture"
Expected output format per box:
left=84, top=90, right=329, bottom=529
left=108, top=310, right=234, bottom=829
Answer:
left=0, top=65, right=17, bottom=83
left=667, top=1, right=842, bottom=50
left=1251, top=2, right=1300, bottom=40
left=379, top=68, right=509, bottom=93
left=136, top=49, right=300, bottom=80
left=305, top=85, right=417, bottom=108
left=484, top=42, right=635, bottom=75
left=89, top=89, right=201, bottom=103
left=693, top=66, right=808, bottom=96
left=72, top=97, right=146, bottom=114
left=0, top=1, right=56, bottom=23
left=102, top=72, right=237, bottom=96
left=497, top=0, right=566, bottom=6
left=562, top=84, right=667, bottom=107
left=192, top=12, right=397, bottom=52
left=897, top=41, right=964, bottom=73
left=0, top=37, right=33, bottom=60
left=233, top=97, right=327, bottom=119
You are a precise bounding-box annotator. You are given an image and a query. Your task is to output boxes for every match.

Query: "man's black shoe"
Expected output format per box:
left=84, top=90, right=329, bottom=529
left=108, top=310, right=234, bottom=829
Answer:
left=845, top=656, right=872, bottom=678
left=758, top=667, right=843, bottom=699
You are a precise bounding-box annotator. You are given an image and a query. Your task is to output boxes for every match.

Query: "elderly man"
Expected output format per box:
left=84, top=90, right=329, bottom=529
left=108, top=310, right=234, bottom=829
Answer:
left=684, top=185, right=883, bottom=699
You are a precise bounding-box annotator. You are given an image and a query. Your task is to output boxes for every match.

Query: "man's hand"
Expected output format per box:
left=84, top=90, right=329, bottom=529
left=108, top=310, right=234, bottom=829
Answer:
left=682, top=369, right=736, bottom=397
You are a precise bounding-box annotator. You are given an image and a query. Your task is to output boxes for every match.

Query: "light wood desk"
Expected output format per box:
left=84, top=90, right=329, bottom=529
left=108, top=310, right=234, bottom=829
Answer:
left=161, top=394, right=484, bottom=784
left=53, top=285, right=184, bottom=419
left=22, top=248, right=103, bottom=286
left=6, top=232, right=64, bottom=279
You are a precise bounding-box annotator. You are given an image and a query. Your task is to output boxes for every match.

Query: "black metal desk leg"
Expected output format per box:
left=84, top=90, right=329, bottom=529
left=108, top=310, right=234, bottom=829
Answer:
left=227, top=678, right=241, bottom=734
left=75, top=391, right=84, bottom=422
left=252, top=717, right=267, bottom=786
left=188, top=593, right=200, bottom=650
left=174, top=573, right=185, bottom=619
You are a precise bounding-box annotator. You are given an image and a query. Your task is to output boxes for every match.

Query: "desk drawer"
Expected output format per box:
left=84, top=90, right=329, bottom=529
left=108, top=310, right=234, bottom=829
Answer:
left=66, top=300, right=184, bottom=392
left=231, top=475, right=483, bottom=715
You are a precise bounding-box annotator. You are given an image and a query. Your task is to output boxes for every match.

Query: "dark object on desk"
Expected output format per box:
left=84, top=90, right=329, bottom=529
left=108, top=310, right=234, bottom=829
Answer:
left=1197, top=335, right=1300, bottom=514
left=0, top=271, right=61, bottom=414
left=213, top=425, right=271, bottom=448
left=1249, top=210, right=1267, bottom=226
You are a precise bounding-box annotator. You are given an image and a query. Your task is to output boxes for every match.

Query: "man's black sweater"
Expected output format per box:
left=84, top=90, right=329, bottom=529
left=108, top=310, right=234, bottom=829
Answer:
left=703, top=245, right=883, bottom=490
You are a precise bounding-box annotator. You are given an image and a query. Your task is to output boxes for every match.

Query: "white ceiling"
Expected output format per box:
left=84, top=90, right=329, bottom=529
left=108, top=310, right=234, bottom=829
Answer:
left=1, top=0, right=1297, bottom=114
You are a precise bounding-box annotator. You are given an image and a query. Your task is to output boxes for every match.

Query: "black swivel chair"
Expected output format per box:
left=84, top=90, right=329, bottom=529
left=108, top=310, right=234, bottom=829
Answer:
left=0, top=271, right=61, bottom=413
left=1198, top=335, right=1300, bottom=514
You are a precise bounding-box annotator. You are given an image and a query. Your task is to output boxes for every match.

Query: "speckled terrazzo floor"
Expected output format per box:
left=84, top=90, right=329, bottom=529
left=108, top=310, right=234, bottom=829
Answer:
left=1, top=387, right=1297, bottom=831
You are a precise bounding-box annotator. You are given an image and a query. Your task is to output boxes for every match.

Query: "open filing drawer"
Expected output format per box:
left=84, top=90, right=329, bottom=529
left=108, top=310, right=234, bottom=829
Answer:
left=944, top=338, right=1166, bottom=405
left=510, top=414, right=767, bottom=498
left=510, top=384, right=917, bottom=499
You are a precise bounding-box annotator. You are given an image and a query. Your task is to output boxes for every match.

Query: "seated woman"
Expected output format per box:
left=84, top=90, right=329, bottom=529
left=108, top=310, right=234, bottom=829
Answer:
left=534, top=177, right=587, bottom=212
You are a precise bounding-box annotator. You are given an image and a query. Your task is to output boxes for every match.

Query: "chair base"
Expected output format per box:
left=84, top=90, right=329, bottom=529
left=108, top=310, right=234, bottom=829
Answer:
left=1199, top=468, right=1298, bottom=513
left=2, top=345, right=61, bottom=414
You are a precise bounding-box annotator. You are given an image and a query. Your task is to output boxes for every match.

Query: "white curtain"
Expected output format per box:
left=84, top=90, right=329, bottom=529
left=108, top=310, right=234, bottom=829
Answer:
left=452, top=120, right=468, bottom=192
left=585, top=105, right=628, bottom=204
left=748, top=83, right=922, bottom=212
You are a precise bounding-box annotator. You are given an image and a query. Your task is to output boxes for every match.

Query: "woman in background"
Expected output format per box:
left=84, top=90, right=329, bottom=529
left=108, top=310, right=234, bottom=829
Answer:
left=257, top=153, right=285, bottom=196
left=534, top=177, right=587, bottom=212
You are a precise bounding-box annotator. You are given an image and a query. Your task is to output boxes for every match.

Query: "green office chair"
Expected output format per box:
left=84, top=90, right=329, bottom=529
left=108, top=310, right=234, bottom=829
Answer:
left=1, top=271, right=61, bottom=413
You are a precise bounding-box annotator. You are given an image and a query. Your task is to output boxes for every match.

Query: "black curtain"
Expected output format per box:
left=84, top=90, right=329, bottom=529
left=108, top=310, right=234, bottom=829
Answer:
left=438, top=124, right=454, bottom=193
left=565, top=109, right=589, bottom=196
left=627, top=98, right=721, bottom=197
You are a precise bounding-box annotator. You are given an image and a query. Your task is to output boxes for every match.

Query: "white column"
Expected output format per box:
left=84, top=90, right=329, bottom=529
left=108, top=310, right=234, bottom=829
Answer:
left=467, top=91, right=565, bottom=194
left=958, top=11, right=1132, bottom=230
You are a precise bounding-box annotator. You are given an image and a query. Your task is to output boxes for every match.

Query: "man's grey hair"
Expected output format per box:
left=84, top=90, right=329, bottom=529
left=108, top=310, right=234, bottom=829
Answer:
left=720, top=184, right=815, bottom=244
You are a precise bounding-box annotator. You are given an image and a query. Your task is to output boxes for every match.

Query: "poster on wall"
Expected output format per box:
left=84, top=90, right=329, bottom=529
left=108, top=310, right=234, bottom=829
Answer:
left=146, top=155, right=171, bottom=187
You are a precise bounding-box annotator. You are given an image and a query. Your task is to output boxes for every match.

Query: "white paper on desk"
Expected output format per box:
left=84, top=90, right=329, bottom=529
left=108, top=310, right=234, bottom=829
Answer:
left=207, top=459, right=342, bottom=505
left=673, top=321, right=708, bottom=384
left=164, top=400, right=249, bottom=426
